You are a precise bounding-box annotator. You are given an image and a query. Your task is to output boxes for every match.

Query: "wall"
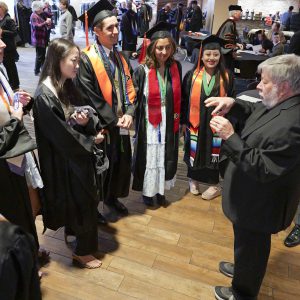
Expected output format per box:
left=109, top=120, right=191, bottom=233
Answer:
left=238, top=0, right=300, bottom=17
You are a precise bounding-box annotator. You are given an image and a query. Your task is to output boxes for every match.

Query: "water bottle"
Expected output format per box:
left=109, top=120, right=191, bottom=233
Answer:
left=13, top=92, right=19, bottom=110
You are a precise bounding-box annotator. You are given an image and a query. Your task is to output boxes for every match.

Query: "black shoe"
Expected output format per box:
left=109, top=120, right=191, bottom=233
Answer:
left=107, top=199, right=128, bottom=215
left=219, top=261, right=234, bottom=278
left=142, top=195, right=154, bottom=207
left=284, top=224, right=300, bottom=247
left=214, top=286, right=235, bottom=300
left=156, top=194, right=169, bottom=207
left=97, top=211, right=108, bottom=225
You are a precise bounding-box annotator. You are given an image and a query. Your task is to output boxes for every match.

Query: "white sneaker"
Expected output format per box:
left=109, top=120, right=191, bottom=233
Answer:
left=189, top=179, right=200, bottom=195
left=201, top=185, right=221, bottom=200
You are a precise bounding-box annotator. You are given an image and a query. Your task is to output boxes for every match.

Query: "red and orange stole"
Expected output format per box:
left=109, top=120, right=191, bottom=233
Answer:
left=147, top=62, right=181, bottom=134
left=188, top=67, right=228, bottom=166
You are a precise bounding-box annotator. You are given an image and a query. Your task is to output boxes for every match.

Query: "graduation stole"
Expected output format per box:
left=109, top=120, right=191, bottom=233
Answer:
left=82, top=44, right=136, bottom=107
left=148, top=62, right=181, bottom=133
left=0, top=71, right=13, bottom=113
left=188, top=67, right=228, bottom=166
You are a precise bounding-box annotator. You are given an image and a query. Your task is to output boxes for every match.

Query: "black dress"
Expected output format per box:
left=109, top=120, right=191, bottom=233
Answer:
left=181, top=69, right=235, bottom=184
left=33, top=84, right=99, bottom=255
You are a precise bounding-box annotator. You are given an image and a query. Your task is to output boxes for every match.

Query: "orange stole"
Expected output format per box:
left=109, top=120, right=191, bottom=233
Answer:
left=82, top=45, right=136, bottom=107
left=189, top=69, right=228, bottom=128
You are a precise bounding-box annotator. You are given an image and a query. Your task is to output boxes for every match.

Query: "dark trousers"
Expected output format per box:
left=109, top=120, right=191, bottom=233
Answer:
left=35, top=46, right=46, bottom=75
left=104, top=128, right=131, bottom=203
left=74, top=225, right=98, bottom=256
left=3, top=52, right=20, bottom=90
left=232, top=225, right=271, bottom=300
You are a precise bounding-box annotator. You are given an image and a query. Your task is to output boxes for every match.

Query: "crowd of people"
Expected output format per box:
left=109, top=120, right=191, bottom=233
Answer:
left=1, top=1, right=300, bottom=300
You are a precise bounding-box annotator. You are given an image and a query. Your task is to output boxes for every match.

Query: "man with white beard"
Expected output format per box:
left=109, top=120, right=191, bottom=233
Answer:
left=205, top=54, right=300, bottom=300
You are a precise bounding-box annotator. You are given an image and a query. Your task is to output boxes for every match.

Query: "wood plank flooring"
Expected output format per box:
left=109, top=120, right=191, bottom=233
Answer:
left=13, top=30, right=300, bottom=300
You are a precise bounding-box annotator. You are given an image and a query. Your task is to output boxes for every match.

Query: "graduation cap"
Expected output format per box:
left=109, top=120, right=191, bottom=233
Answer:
left=193, top=35, right=231, bottom=71
left=78, top=0, right=114, bottom=28
left=145, top=22, right=177, bottom=40
left=194, top=34, right=231, bottom=54
left=228, top=5, right=242, bottom=11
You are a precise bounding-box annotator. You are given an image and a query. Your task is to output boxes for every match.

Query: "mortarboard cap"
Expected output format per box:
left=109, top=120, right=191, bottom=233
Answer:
left=145, top=22, right=176, bottom=40
left=194, top=35, right=232, bottom=54
left=228, top=5, right=242, bottom=11
left=78, top=0, right=115, bottom=28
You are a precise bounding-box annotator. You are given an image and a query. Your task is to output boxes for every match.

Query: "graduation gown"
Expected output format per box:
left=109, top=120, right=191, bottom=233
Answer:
left=132, top=61, right=182, bottom=191
left=181, top=69, right=234, bottom=184
left=0, top=117, right=39, bottom=248
left=139, top=4, right=150, bottom=36
left=0, top=222, right=41, bottom=300
left=75, top=48, right=135, bottom=200
left=33, top=84, right=98, bottom=233
left=121, top=10, right=138, bottom=52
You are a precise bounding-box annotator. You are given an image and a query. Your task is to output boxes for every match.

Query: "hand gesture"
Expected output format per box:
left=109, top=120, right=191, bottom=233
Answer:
left=94, top=131, right=105, bottom=144
left=71, top=111, right=89, bottom=126
left=204, top=97, right=235, bottom=116
left=117, top=114, right=133, bottom=129
left=10, top=103, right=24, bottom=121
left=16, top=90, right=32, bottom=107
left=209, top=116, right=234, bottom=140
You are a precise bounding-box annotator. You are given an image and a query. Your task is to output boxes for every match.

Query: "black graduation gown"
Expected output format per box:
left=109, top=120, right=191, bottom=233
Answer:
left=121, top=10, right=138, bottom=52
left=0, top=222, right=41, bottom=300
left=0, top=118, right=39, bottom=248
left=15, top=3, right=32, bottom=45
left=75, top=49, right=135, bottom=200
left=139, top=4, right=150, bottom=36
left=181, top=69, right=234, bottom=184
left=189, top=6, right=203, bottom=32
left=33, top=84, right=98, bottom=234
left=132, top=62, right=182, bottom=191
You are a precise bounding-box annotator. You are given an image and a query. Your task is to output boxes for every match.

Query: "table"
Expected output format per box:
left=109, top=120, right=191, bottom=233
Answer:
left=234, top=51, right=268, bottom=79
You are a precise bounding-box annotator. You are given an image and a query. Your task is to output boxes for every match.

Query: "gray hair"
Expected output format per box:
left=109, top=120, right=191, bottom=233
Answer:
left=32, top=0, right=44, bottom=12
left=257, top=54, right=300, bottom=94
left=229, top=10, right=239, bottom=17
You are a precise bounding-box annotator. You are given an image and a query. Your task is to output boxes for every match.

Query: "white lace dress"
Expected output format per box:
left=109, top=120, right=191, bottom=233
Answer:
left=142, top=66, right=176, bottom=197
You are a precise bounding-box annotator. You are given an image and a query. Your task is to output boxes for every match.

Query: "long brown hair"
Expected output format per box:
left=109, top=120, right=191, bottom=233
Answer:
left=145, top=36, right=176, bottom=69
left=38, top=38, right=82, bottom=106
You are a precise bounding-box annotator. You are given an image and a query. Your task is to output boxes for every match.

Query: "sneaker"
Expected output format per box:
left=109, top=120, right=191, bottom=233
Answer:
left=214, top=286, right=235, bottom=300
left=284, top=224, right=300, bottom=247
left=189, top=179, right=200, bottom=195
left=201, top=185, right=221, bottom=200
left=219, top=261, right=234, bottom=278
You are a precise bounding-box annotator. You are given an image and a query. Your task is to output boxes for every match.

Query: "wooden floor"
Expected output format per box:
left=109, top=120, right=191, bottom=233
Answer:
left=13, top=31, right=300, bottom=300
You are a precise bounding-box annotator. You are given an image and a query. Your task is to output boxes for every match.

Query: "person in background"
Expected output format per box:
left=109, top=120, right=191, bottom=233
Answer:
left=272, top=11, right=280, bottom=22
left=187, top=0, right=203, bottom=32
left=139, top=0, right=152, bottom=36
left=14, top=0, right=32, bottom=46
left=256, top=30, right=273, bottom=54
left=30, top=0, right=51, bottom=76
left=132, top=23, right=181, bottom=207
left=0, top=2, right=20, bottom=91
left=121, top=1, right=138, bottom=52
left=266, top=22, right=286, bottom=44
left=68, top=3, right=78, bottom=37
left=286, top=3, right=300, bottom=32
left=288, top=29, right=300, bottom=55
left=281, top=5, right=294, bottom=30
left=216, top=5, right=243, bottom=69
left=33, top=38, right=103, bottom=269
left=206, top=54, right=300, bottom=300
left=181, top=35, right=234, bottom=200
left=156, top=3, right=172, bottom=24
left=173, top=3, right=183, bottom=44
left=269, top=32, right=284, bottom=57
left=58, top=0, right=73, bottom=41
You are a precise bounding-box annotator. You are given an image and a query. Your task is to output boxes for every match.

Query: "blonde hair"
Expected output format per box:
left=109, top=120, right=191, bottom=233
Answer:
left=0, top=2, right=8, bottom=14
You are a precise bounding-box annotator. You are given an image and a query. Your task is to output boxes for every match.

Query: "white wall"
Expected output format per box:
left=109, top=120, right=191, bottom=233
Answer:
left=238, top=0, right=300, bottom=17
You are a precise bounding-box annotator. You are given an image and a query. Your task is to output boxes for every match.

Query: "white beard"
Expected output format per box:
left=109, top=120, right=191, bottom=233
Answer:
left=261, top=86, right=280, bottom=109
